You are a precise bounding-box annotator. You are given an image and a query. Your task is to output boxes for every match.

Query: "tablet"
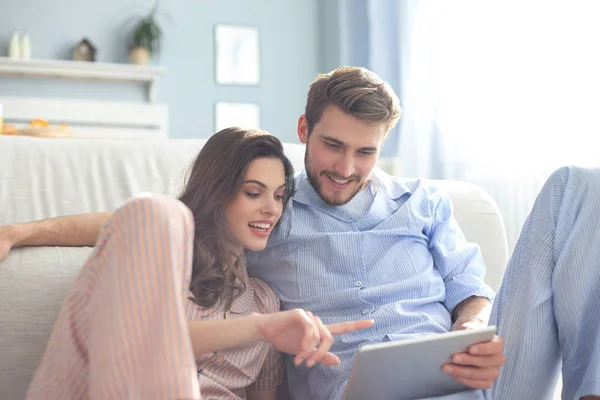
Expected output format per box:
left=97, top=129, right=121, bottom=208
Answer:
left=343, top=326, right=497, bottom=400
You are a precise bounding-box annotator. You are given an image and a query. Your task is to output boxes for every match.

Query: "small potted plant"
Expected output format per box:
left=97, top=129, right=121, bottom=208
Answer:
left=128, top=2, right=163, bottom=65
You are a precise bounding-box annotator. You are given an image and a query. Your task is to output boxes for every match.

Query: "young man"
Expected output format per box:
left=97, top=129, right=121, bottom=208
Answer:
left=1, top=67, right=599, bottom=400
left=246, top=67, right=500, bottom=400
left=246, top=67, right=599, bottom=400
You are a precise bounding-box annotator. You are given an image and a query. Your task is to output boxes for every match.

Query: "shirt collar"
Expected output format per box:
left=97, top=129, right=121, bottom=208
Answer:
left=292, top=170, right=324, bottom=206
left=370, top=167, right=412, bottom=200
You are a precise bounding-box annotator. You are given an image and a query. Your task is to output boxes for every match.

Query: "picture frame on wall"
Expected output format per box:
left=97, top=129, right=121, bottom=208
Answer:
left=214, top=24, right=260, bottom=85
left=215, top=102, right=260, bottom=131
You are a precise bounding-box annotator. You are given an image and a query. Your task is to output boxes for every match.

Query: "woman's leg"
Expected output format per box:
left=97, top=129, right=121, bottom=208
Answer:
left=27, top=195, right=200, bottom=399
left=489, top=166, right=600, bottom=400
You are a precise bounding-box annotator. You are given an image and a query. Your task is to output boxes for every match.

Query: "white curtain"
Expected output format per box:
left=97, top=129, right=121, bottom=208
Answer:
left=398, top=1, right=600, bottom=175
left=393, top=1, right=600, bottom=250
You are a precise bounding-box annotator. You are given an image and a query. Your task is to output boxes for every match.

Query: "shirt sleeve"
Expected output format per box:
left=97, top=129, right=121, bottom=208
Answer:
left=249, top=344, right=285, bottom=390
left=428, top=189, right=496, bottom=314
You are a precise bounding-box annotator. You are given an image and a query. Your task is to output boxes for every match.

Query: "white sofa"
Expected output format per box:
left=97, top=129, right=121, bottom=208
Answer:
left=0, top=136, right=510, bottom=400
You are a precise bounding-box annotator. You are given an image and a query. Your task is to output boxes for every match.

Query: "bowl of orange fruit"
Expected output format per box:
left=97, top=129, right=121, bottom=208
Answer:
left=1, top=119, right=71, bottom=138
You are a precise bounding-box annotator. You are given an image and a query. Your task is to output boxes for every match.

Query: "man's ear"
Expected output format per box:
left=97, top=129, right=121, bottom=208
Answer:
left=297, top=115, right=309, bottom=144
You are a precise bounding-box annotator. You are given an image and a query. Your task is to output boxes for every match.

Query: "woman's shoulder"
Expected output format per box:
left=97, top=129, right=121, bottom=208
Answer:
left=249, top=278, right=280, bottom=314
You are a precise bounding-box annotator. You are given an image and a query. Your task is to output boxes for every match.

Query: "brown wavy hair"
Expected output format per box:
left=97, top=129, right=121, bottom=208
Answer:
left=178, top=127, right=295, bottom=311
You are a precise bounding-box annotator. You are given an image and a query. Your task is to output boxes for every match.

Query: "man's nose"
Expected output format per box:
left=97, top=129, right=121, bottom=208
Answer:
left=334, top=153, right=355, bottom=178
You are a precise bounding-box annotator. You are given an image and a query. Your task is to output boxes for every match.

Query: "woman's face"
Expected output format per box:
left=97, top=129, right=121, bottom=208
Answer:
left=224, top=157, right=287, bottom=254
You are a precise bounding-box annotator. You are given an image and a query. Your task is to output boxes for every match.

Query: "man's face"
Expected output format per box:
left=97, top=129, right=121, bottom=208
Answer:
left=297, top=105, right=387, bottom=206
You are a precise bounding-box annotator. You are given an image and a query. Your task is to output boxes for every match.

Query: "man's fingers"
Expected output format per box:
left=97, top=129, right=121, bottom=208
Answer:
left=467, top=335, right=504, bottom=356
left=327, top=319, right=374, bottom=335
left=450, top=352, right=506, bottom=368
left=452, top=320, right=484, bottom=331
left=449, top=376, right=495, bottom=390
left=443, top=364, right=500, bottom=381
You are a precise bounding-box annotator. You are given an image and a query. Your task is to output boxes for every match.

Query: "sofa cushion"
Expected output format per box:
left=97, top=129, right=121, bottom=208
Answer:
left=0, top=246, right=94, bottom=400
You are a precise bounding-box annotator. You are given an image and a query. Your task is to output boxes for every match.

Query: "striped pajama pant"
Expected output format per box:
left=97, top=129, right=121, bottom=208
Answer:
left=26, top=194, right=201, bottom=399
left=486, top=166, right=600, bottom=400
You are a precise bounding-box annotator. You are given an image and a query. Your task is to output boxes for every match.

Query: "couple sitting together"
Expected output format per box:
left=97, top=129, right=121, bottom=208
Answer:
left=2, top=66, right=599, bottom=400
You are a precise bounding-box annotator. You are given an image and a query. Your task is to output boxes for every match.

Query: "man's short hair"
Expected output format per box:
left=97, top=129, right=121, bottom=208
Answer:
left=304, top=66, right=402, bottom=135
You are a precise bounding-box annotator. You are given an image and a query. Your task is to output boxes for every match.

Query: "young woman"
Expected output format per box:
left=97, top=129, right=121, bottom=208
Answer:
left=23, top=128, right=373, bottom=400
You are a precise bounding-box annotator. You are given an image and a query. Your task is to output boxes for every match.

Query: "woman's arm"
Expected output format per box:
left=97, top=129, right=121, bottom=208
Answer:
left=188, top=309, right=374, bottom=366
left=188, top=313, right=265, bottom=355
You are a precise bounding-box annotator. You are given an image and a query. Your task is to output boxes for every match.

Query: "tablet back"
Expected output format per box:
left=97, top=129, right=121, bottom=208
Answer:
left=343, top=327, right=497, bottom=400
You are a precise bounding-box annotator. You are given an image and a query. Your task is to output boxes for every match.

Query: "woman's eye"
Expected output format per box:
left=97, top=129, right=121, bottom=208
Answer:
left=275, top=195, right=285, bottom=201
left=245, top=192, right=260, bottom=198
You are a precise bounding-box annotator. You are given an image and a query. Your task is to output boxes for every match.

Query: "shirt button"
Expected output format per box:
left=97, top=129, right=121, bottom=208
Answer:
left=355, top=281, right=362, bottom=287
left=362, top=309, right=370, bottom=315
left=216, top=354, right=225, bottom=363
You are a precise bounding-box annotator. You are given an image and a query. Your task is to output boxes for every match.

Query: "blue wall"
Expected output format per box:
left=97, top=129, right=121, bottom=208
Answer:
left=0, top=0, right=320, bottom=143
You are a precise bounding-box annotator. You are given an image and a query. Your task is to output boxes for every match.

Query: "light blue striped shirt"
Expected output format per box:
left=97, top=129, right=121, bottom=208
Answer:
left=247, top=168, right=495, bottom=400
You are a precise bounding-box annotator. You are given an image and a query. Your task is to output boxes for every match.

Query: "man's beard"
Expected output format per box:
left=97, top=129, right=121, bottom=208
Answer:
left=304, top=151, right=364, bottom=206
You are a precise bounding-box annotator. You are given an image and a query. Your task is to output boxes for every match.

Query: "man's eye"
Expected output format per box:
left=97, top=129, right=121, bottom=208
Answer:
left=325, top=142, right=340, bottom=149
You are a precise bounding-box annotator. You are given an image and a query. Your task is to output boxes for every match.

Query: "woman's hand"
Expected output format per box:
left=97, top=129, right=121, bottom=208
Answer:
left=257, top=309, right=374, bottom=367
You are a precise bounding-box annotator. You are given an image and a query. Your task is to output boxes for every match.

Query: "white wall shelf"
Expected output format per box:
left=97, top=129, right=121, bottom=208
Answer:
left=0, top=57, right=165, bottom=103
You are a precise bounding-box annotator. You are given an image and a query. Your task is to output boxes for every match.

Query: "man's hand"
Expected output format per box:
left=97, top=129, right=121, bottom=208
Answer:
left=443, top=334, right=505, bottom=390
left=444, top=296, right=505, bottom=390
left=0, top=225, right=17, bottom=262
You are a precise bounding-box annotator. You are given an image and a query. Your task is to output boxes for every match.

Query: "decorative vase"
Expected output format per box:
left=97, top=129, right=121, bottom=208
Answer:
left=129, top=47, right=151, bottom=65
